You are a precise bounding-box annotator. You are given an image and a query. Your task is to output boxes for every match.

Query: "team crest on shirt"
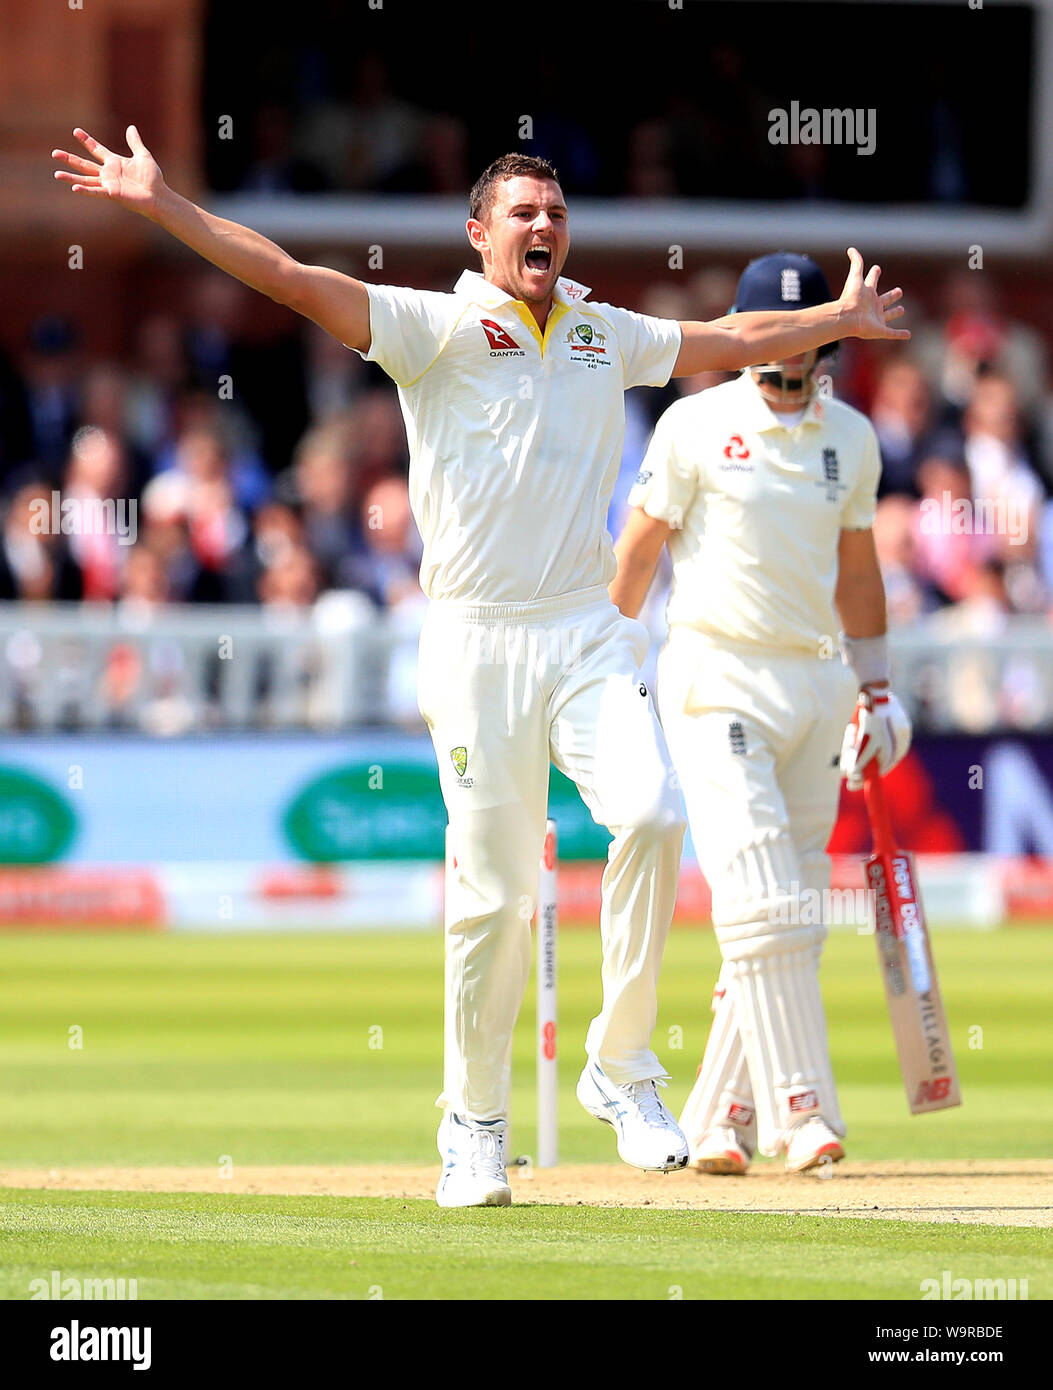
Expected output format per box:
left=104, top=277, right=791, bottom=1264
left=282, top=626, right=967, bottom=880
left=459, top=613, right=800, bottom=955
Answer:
left=450, top=746, right=469, bottom=778
left=817, top=447, right=846, bottom=502
left=565, top=322, right=610, bottom=367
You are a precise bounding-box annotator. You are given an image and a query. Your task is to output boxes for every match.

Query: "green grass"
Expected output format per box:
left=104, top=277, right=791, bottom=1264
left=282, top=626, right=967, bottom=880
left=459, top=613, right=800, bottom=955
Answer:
left=0, top=925, right=1049, bottom=1167
left=0, top=924, right=1050, bottom=1298
left=1, top=1189, right=1049, bottom=1301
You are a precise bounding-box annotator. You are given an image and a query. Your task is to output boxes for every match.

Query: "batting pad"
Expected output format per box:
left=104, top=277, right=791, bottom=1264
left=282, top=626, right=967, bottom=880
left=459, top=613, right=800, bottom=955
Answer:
left=716, top=919, right=845, bottom=1156
left=679, top=961, right=757, bottom=1153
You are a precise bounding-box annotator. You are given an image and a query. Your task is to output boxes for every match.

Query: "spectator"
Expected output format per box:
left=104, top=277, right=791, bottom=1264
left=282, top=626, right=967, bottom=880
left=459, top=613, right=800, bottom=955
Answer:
left=21, top=315, right=82, bottom=470
left=293, top=55, right=431, bottom=193
left=872, top=495, right=928, bottom=625
left=302, top=314, right=369, bottom=425
left=224, top=501, right=306, bottom=604
left=913, top=455, right=988, bottom=604
left=870, top=360, right=953, bottom=498
left=125, top=315, right=191, bottom=459
left=62, top=426, right=132, bottom=601
left=961, top=375, right=1044, bottom=556
left=343, top=475, right=422, bottom=609
left=142, top=427, right=249, bottom=599
left=154, top=392, right=272, bottom=511
left=289, top=422, right=358, bottom=587
left=258, top=544, right=320, bottom=609
left=911, top=271, right=1048, bottom=417
left=77, top=362, right=152, bottom=498
left=0, top=479, right=83, bottom=601
left=237, top=102, right=329, bottom=193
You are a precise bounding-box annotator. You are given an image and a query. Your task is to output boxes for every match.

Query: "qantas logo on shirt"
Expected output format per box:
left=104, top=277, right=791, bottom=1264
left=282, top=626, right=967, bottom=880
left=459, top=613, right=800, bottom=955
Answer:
left=480, top=319, right=525, bottom=356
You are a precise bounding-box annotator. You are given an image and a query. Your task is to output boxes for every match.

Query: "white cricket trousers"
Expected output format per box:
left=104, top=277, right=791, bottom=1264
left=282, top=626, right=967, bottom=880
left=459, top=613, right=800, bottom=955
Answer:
left=418, top=584, right=685, bottom=1123
left=657, top=628, right=857, bottom=1156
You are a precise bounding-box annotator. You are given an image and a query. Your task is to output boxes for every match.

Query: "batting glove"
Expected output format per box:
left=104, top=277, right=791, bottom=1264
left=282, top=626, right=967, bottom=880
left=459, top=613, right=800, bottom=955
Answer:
left=839, top=688, right=913, bottom=790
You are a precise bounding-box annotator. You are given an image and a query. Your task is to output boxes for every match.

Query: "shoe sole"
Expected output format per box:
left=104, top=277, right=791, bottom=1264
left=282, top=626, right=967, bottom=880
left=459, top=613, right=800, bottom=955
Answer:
left=690, top=1153, right=749, bottom=1176
left=786, top=1140, right=845, bottom=1174
left=578, top=1086, right=689, bottom=1173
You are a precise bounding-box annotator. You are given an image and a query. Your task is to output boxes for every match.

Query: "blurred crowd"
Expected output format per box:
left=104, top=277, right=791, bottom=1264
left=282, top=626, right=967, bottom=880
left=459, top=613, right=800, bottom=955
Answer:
left=617, top=267, right=1053, bottom=645
left=215, top=44, right=1018, bottom=208
left=0, top=270, right=422, bottom=630
left=2, top=266, right=1052, bottom=649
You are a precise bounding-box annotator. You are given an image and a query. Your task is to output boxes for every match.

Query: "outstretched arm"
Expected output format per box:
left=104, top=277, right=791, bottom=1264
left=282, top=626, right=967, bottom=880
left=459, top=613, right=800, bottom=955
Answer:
left=671, top=248, right=908, bottom=378
left=52, top=125, right=371, bottom=352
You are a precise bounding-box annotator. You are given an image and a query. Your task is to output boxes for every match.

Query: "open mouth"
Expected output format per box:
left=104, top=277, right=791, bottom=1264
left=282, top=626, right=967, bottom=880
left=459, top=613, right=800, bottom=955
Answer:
left=524, top=245, right=552, bottom=276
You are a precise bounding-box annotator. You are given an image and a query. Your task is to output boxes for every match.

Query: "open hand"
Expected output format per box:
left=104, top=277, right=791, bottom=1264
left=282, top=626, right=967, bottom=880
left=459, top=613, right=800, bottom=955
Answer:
left=52, top=126, right=166, bottom=219
left=838, top=248, right=910, bottom=342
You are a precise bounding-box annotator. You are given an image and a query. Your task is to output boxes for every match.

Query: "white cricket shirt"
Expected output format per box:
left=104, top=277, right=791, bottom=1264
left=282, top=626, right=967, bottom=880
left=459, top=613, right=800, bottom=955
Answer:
left=628, top=371, right=881, bottom=652
left=352, top=271, right=682, bottom=603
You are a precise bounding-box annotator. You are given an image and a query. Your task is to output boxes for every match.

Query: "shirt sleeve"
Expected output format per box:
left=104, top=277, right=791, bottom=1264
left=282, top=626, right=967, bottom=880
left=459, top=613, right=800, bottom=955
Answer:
left=594, top=304, right=683, bottom=389
left=350, top=283, right=460, bottom=388
left=627, top=402, right=698, bottom=530
left=840, top=419, right=882, bottom=529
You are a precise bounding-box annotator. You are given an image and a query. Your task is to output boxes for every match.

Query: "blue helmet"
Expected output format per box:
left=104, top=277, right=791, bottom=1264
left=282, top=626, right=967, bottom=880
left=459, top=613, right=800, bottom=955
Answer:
left=731, top=252, right=838, bottom=361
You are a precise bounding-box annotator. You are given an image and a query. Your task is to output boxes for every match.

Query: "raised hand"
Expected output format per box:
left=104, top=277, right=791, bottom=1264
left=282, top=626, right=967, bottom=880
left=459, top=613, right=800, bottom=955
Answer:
left=838, top=247, right=910, bottom=341
left=52, top=126, right=166, bottom=219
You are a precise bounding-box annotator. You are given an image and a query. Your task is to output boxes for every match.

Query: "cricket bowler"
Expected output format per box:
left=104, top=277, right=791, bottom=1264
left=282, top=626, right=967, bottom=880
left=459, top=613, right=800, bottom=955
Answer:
left=611, top=253, right=913, bottom=1174
left=54, top=128, right=909, bottom=1204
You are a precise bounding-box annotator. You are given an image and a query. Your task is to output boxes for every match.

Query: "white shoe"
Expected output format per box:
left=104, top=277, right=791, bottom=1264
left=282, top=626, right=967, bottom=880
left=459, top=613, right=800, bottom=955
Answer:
left=689, top=1124, right=751, bottom=1176
left=435, top=1112, right=512, bottom=1208
left=784, top=1116, right=845, bottom=1174
left=576, top=1062, right=689, bottom=1172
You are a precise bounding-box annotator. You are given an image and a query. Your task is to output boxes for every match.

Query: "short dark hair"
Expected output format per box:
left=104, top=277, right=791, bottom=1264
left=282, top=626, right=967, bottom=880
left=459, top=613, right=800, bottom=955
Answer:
left=468, top=153, right=561, bottom=224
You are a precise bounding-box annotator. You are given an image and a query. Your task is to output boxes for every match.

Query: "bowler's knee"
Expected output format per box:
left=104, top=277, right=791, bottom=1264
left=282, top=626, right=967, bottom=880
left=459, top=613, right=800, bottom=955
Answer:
left=620, top=787, right=686, bottom=848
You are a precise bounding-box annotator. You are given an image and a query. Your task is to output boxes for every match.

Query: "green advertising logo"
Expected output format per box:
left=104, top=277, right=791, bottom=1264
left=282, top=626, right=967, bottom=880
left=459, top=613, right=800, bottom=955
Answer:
left=283, top=762, right=447, bottom=861
left=282, top=758, right=612, bottom=862
left=0, top=767, right=77, bottom=863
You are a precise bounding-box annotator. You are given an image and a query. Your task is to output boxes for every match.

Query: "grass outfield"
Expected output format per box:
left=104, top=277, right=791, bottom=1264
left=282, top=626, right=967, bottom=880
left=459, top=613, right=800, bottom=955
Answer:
left=0, top=923, right=1050, bottom=1299
left=2, top=1189, right=1049, bottom=1301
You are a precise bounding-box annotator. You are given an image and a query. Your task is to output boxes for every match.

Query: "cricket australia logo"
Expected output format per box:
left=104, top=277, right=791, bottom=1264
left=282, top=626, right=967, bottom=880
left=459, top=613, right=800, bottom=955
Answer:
left=450, top=746, right=473, bottom=787
left=565, top=322, right=610, bottom=367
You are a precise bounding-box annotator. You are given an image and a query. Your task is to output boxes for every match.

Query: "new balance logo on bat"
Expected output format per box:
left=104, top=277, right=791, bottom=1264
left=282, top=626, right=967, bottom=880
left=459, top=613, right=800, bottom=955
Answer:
left=915, top=1076, right=952, bottom=1105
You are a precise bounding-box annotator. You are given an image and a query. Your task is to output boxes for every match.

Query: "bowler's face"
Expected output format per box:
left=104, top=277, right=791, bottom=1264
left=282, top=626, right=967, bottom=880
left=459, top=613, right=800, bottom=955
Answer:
left=471, top=176, right=570, bottom=305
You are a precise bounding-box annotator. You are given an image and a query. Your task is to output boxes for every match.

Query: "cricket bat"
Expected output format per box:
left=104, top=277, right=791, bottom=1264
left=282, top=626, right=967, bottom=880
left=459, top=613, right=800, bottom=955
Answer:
left=862, top=760, right=961, bottom=1114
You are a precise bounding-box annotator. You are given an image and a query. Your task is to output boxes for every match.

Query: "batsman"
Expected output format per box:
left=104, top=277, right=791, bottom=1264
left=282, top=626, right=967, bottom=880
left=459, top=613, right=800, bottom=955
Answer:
left=612, top=254, right=913, bottom=1174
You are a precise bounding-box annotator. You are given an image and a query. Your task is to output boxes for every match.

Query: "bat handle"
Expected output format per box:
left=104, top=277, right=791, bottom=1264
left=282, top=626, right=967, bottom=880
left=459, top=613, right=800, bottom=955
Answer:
left=863, top=760, right=897, bottom=857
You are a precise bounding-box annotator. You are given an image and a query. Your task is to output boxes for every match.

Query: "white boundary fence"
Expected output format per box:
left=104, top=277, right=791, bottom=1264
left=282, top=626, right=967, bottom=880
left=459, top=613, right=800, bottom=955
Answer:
left=2, top=601, right=1053, bottom=732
